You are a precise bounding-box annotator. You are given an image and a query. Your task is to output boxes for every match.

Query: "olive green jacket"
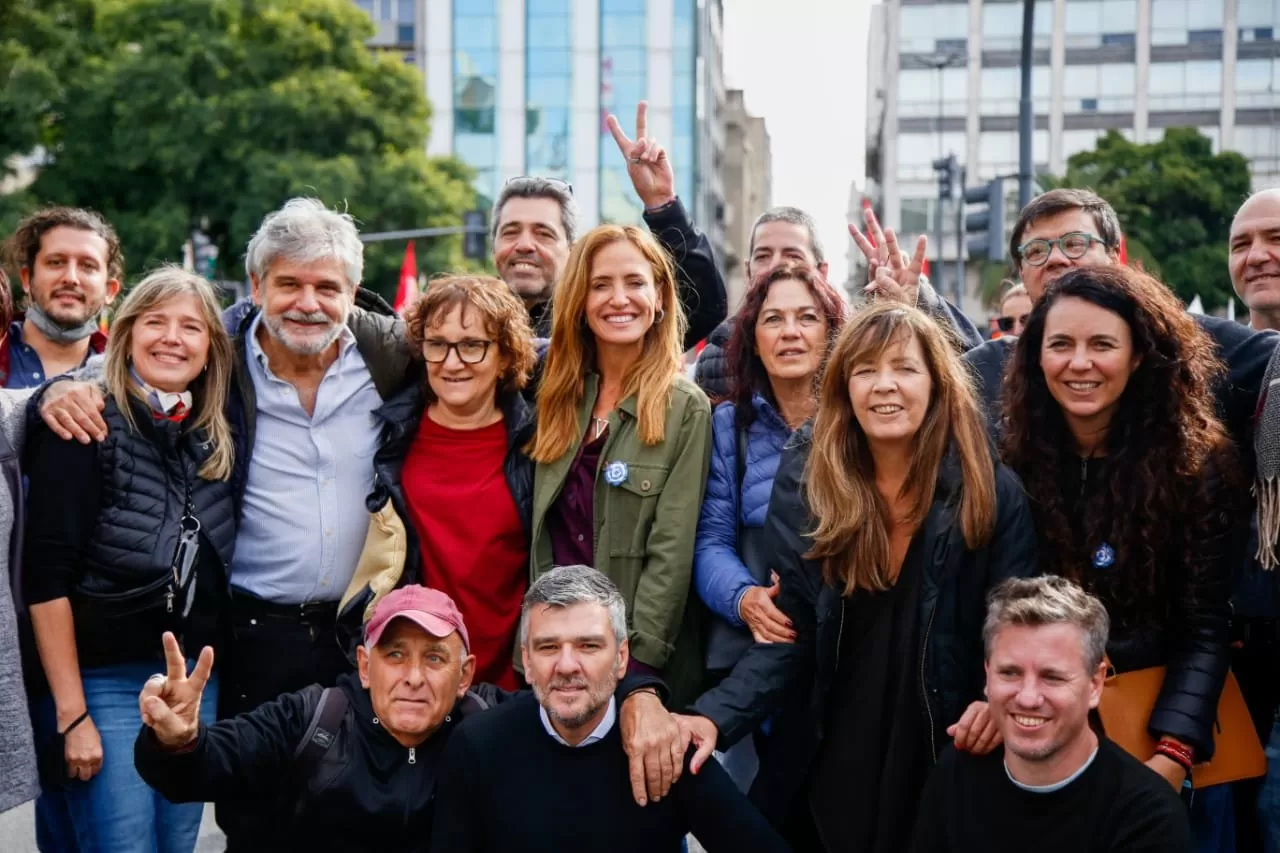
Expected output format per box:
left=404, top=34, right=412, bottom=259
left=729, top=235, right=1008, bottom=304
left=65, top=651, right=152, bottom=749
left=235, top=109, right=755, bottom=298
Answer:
left=530, top=373, right=713, bottom=706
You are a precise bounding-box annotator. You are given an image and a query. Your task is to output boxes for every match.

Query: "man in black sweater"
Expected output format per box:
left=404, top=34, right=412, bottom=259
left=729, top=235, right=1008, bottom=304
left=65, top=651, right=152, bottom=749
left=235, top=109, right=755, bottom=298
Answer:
left=429, top=565, right=790, bottom=853
left=910, top=576, right=1189, bottom=853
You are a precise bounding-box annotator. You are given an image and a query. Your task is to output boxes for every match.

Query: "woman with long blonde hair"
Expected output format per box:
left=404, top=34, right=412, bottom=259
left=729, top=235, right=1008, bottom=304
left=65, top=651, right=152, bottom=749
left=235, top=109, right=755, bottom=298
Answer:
left=25, top=266, right=239, bottom=853
left=528, top=224, right=712, bottom=707
left=684, top=302, right=1036, bottom=850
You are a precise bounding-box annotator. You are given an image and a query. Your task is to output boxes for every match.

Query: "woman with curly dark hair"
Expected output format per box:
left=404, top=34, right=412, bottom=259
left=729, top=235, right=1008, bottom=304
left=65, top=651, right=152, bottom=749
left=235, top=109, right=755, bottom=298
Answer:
left=1002, top=264, right=1245, bottom=795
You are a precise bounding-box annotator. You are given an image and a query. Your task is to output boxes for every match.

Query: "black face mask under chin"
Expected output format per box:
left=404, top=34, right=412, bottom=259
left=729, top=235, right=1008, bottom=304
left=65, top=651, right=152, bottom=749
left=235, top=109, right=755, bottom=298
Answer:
left=25, top=301, right=100, bottom=344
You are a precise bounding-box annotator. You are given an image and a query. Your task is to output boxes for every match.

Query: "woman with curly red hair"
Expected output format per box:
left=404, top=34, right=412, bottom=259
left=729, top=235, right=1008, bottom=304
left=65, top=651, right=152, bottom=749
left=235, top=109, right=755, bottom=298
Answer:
left=1002, top=265, right=1246, bottom=794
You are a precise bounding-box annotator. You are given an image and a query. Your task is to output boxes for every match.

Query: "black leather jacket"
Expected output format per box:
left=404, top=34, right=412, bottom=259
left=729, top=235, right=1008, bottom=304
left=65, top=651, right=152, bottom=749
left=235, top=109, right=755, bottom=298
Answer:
left=692, top=426, right=1037, bottom=824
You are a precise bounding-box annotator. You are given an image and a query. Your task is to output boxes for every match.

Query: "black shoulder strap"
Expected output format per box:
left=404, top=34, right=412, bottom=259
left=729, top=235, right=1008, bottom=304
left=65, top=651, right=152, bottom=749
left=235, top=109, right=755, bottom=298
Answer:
left=293, top=687, right=350, bottom=780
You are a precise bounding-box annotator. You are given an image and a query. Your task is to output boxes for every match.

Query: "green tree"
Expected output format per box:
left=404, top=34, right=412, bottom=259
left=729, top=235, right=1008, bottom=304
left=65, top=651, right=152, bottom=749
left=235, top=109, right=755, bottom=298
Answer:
left=1041, top=128, right=1251, bottom=310
left=1, top=0, right=476, bottom=302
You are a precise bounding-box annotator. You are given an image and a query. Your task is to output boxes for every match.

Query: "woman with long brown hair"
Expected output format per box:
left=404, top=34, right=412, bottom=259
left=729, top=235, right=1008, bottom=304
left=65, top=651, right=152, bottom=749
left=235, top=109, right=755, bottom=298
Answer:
left=527, top=224, right=712, bottom=707
left=683, top=302, right=1036, bottom=850
left=1002, top=266, right=1244, bottom=795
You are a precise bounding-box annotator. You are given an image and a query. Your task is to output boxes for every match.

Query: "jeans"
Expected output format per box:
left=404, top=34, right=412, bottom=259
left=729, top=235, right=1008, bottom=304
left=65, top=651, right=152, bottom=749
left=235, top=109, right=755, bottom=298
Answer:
left=1259, top=718, right=1280, bottom=852
left=716, top=733, right=761, bottom=794
left=39, top=661, right=217, bottom=853
left=1190, top=782, right=1235, bottom=853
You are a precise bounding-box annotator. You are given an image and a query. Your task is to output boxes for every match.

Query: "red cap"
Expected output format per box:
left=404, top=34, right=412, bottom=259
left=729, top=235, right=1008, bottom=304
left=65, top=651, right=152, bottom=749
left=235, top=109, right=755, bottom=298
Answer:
left=363, top=586, right=470, bottom=652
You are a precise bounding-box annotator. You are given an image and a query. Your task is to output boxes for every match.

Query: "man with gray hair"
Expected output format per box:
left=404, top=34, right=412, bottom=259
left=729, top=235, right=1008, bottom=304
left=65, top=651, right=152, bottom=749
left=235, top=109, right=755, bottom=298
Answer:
left=429, top=565, right=789, bottom=853
left=492, top=102, right=726, bottom=349
left=910, top=575, right=1190, bottom=852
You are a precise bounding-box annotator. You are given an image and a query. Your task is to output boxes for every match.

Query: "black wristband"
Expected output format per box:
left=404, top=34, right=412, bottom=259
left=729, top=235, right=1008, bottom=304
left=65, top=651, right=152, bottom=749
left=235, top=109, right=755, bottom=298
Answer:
left=60, top=710, right=90, bottom=736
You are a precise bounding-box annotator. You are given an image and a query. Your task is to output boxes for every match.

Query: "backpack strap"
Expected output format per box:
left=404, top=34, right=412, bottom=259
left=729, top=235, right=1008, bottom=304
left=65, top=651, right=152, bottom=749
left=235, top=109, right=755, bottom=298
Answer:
left=293, top=686, right=350, bottom=782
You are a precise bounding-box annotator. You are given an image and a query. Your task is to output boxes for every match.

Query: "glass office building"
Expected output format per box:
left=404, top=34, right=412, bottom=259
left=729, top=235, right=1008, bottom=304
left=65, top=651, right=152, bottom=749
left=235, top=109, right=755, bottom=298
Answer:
left=865, top=0, right=1280, bottom=313
left=359, top=0, right=725, bottom=255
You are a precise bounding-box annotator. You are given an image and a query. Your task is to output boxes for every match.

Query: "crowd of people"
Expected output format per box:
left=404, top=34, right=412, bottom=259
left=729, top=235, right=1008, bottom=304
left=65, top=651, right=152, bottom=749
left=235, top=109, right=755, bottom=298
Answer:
left=0, top=100, right=1279, bottom=852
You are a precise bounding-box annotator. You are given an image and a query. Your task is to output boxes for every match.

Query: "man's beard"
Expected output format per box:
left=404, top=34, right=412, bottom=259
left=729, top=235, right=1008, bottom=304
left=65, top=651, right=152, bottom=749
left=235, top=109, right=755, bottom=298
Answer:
left=263, top=308, right=345, bottom=355
left=533, top=673, right=616, bottom=730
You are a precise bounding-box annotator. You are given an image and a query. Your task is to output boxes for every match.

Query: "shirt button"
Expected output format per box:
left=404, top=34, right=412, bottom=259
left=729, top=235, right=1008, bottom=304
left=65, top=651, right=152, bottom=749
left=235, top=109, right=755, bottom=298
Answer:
left=30, top=372, right=39, bottom=379
left=640, top=480, right=652, bottom=491
left=577, top=534, right=584, bottom=542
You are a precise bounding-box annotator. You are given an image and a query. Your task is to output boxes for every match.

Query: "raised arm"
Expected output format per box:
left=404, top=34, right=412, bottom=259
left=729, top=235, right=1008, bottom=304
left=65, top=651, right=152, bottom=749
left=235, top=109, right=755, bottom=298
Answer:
left=608, top=101, right=727, bottom=350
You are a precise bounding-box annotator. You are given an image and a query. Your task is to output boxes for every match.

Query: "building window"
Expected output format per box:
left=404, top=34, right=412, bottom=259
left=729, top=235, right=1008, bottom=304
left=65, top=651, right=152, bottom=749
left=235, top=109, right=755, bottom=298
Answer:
left=899, top=65, right=968, bottom=118
left=673, top=0, right=696, bottom=205
left=1064, top=64, right=1135, bottom=113
left=1235, top=58, right=1280, bottom=107
left=454, top=0, right=499, bottom=204
left=1241, top=26, right=1276, bottom=42
left=981, top=0, right=1052, bottom=52
left=525, top=0, right=572, bottom=182
left=1148, top=59, right=1223, bottom=110
left=1066, top=0, right=1138, bottom=48
left=1188, top=29, right=1223, bottom=43
left=599, top=0, right=649, bottom=224
left=1101, top=32, right=1136, bottom=47
left=1239, top=1, right=1280, bottom=32
left=397, top=0, right=414, bottom=23
left=1152, top=0, right=1224, bottom=46
left=397, top=24, right=414, bottom=44
left=899, top=4, right=969, bottom=54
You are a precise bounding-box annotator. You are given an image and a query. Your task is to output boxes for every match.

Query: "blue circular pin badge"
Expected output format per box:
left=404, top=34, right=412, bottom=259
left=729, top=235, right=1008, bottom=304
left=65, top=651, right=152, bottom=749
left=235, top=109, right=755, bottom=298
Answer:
left=603, top=461, right=629, bottom=487
left=1092, top=543, right=1116, bottom=570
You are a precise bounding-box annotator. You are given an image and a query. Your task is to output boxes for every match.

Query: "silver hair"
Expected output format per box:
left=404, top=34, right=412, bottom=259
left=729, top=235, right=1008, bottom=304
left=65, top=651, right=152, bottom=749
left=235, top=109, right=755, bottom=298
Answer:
left=998, top=281, right=1028, bottom=312
left=983, top=576, right=1111, bottom=673
left=244, top=197, right=364, bottom=288
left=748, top=205, right=825, bottom=265
left=519, top=565, right=628, bottom=648
left=490, top=177, right=580, bottom=244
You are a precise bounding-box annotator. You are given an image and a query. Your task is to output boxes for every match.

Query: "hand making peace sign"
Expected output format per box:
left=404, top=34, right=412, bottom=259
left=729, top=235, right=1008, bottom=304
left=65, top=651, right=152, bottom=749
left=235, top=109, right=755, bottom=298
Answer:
left=606, top=101, right=677, bottom=211
left=849, top=205, right=929, bottom=307
left=138, top=631, right=215, bottom=750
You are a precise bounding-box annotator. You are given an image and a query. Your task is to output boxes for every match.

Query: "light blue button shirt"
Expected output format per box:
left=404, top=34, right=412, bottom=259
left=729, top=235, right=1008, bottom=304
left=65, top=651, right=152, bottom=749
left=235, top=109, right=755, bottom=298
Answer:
left=230, top=313, right=382, bottom=604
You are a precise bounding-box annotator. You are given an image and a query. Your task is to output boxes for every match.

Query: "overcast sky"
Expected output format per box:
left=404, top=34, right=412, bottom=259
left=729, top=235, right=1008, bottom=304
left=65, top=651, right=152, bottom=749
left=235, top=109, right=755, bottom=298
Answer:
left=722, top=0, right=873, bottom=286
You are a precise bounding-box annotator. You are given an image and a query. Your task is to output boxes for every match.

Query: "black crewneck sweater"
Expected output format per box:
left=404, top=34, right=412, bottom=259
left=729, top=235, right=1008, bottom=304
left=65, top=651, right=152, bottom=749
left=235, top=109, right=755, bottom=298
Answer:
left=428, top=692, right=790, bottom=853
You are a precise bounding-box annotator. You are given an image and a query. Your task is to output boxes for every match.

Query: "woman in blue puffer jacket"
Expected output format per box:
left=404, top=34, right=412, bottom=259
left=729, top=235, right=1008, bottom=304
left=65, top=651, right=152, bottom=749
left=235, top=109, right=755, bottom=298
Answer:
left=694, top=264, right=845, bottom=788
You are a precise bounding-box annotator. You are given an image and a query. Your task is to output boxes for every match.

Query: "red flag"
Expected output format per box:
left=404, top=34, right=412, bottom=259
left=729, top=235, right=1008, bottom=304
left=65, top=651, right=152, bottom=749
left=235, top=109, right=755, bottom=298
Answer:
left=394, top=241, right=418, bottom=314
left=1118, top=233, right=1128, bottom=266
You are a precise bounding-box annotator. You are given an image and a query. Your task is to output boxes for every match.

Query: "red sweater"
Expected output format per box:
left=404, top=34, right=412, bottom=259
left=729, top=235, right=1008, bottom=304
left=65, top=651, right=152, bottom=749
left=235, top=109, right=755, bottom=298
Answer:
left=401, top=413, right=528, bottom=689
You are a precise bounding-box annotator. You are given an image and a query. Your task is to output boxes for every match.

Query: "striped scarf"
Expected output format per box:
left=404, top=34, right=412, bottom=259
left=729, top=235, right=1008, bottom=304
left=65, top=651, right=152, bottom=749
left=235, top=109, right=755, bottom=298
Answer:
left=1256, top=343, right=1280, bottom=568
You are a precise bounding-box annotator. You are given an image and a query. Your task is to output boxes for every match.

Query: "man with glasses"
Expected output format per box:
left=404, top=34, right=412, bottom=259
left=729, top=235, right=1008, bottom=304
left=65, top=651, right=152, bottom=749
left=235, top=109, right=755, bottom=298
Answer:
left=491, top=102, right=726, bottom=349
left=958, top=188, right=1277, bottom=444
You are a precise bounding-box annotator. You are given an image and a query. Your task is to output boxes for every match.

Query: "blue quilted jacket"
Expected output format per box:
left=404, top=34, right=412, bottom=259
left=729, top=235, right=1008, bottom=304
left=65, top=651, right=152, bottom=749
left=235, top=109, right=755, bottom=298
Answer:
left=694, top=395, right=794, bottom=627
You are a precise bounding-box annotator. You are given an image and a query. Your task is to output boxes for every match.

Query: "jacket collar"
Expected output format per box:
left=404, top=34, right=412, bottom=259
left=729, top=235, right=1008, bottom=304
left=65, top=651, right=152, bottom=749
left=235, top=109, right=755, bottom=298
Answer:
left=374, top=383, right=533, bottom=449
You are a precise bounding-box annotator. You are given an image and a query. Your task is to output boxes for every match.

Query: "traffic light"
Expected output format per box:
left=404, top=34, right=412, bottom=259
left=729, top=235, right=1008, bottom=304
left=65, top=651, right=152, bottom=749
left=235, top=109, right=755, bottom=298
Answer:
left=463, top=210, right=486, bottom=261
left=964, top=178, right=1006, bottom=263
left=932, top=155, right=960, bottom=201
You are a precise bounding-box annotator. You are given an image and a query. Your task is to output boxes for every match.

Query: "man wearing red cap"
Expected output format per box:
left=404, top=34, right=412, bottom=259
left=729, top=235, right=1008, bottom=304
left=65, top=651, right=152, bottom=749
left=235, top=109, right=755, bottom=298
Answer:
left=131, top=584, right=675, bottom=853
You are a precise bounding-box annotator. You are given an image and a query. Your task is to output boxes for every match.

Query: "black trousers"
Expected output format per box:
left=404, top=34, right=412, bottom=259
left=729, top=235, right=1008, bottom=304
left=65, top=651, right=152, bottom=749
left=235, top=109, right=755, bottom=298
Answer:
left=214, top=591, right=353, bottom=852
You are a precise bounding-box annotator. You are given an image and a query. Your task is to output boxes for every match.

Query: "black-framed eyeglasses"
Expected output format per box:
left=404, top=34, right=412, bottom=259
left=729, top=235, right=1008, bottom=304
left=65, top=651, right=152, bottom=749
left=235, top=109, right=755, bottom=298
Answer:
left=1017, top=232, right=1109, bottom=267
left=996, top=314, right=1029, bottom=333
left=504, top=176, right=574, bottom=196
left=422, top=339, right=492, bottom=364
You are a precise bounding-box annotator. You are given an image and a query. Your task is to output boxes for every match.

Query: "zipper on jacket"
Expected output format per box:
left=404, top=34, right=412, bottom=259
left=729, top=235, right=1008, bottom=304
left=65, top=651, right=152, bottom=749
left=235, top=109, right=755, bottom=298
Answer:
left=1080, top=456, right=1087, bottom=497
left=166, top=588, right=174, bottom=613
left=408, top=747, right=416, bottom=765
left=920, top=603, right=938, bottom=761
left=833, top=596, right=846, bottom=673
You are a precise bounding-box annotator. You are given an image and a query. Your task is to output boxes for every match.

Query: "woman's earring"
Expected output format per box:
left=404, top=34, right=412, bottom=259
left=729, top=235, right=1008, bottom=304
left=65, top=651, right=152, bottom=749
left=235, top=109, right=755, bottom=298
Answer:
left=655, top=308, right=666, bottom=324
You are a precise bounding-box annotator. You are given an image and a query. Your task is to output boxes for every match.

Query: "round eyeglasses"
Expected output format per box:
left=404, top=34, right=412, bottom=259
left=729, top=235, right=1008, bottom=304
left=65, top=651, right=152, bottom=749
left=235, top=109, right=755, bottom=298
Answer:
left=1017, top=232, right=1109, bottom=267
left=423, top=339, right=492, bottom=364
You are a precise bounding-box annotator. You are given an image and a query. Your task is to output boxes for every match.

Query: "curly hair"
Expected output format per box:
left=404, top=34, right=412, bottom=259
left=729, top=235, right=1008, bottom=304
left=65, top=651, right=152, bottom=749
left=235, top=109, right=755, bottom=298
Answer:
left=1001, top=266, right=1239, bottom=626
left=3, top=206, right=124, bottom=281
left=404, top=274, right=537, bottom=403
left=724, top=264, right=846, bottom=427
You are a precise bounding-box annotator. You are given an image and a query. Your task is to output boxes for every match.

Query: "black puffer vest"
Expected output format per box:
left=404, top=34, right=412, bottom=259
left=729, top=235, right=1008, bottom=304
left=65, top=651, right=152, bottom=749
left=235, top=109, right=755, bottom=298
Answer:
left=78, top=398, right=238, bottom=597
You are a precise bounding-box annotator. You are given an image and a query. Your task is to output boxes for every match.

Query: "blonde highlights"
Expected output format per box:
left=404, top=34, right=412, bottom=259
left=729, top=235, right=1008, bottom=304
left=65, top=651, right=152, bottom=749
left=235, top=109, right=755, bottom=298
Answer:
left=805, top=303, right=996, bottom=595
left=528, top=225, right=685, bottom=463
left=103, top=266, right=236, bottom=481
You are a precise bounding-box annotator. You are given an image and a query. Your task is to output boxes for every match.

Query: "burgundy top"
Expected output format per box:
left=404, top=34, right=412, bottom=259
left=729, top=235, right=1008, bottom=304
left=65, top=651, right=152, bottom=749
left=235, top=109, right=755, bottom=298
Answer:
left=547, top=427, right=608, bottom=567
